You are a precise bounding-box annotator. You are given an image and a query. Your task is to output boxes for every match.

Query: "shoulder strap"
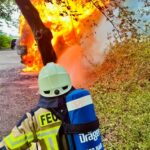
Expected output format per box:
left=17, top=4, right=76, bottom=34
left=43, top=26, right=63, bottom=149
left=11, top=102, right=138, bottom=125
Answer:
left=48, top=108, right=67, bottom=122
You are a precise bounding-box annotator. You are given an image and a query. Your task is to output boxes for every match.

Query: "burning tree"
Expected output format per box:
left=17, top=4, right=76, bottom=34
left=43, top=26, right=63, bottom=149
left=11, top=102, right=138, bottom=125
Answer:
left=15, top=0, right=110, bottom=72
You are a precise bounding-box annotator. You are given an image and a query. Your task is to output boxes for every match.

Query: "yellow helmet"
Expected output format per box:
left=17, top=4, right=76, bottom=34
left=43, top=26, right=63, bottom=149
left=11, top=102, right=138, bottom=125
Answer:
left=38, top=62, right=72, bottom=97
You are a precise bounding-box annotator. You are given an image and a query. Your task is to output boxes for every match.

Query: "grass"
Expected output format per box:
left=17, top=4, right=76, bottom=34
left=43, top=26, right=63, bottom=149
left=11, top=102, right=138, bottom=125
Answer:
left=90, top=40, right=150, bottom=149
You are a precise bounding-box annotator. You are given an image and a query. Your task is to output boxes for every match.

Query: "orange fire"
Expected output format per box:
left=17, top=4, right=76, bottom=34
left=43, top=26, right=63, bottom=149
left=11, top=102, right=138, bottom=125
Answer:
left=19, top=0, right=109, bottom=86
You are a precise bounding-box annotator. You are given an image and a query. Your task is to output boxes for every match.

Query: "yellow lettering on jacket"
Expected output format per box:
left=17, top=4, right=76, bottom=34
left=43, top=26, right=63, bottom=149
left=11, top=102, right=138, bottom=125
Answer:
left=38, top=112, right=60, bottom=127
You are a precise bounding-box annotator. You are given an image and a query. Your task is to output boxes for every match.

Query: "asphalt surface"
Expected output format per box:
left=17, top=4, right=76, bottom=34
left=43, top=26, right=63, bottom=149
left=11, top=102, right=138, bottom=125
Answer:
left=0, top=50, right=21, bottom=70
left=0, top=50, right=39, bottom=138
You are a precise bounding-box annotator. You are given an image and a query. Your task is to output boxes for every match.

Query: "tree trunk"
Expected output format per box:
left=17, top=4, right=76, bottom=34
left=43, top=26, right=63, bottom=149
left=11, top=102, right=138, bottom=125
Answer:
left=15, top=0, right=57, bottom=65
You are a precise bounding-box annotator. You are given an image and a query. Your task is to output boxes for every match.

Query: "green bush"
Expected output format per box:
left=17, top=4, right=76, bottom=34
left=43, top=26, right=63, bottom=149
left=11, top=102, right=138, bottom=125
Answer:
left=0, top=34, right=12, bottom=49
left=90, top=40, right=150, bottom=149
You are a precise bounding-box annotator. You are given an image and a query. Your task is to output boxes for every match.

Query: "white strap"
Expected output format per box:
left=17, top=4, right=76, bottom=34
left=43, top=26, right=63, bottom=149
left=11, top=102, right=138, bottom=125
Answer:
left=66, top=95, right=93, bottom=111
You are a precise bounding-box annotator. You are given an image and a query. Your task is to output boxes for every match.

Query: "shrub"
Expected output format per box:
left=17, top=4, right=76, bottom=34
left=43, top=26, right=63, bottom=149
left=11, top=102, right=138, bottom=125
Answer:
left=90, top=40, right=150, bottom=149
left=0, top=34, right=12, bottom=49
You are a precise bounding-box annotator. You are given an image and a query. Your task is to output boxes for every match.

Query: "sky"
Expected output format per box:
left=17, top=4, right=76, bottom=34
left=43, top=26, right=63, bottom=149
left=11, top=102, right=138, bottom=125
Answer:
left=0, top=7, right=20, bottom=37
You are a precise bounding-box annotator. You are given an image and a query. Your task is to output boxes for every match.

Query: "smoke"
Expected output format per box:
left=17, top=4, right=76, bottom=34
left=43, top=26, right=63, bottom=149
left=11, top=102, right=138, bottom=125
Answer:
left=57, top=40, right=105, bottom=87
left=57, top=11, right=109, bottom=87
left=57, top=44, right=85, bottom=87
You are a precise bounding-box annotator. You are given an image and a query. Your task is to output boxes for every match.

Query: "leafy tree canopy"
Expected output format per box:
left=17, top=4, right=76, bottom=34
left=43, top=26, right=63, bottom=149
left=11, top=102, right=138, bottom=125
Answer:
left=0, top=0, right=18, bottom=21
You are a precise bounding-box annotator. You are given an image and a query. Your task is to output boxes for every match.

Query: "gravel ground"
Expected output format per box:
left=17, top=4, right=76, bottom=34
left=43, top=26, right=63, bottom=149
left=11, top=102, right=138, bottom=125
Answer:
left=0, top=50, right=39, bottom=138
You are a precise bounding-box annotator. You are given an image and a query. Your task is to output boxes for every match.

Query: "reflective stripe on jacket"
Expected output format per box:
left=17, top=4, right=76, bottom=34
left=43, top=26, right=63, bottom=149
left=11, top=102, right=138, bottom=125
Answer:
left=2, top=108, right=62, bottom=150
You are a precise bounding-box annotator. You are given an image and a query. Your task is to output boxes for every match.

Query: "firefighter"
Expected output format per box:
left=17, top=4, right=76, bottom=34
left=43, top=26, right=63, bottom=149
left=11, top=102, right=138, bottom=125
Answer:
left=0, top=62, right=73, bottom=150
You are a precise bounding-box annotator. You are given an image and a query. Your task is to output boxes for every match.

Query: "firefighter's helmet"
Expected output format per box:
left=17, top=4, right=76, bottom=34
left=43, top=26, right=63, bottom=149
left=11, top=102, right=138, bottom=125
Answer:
left=38, top=62, right=72, bottom=97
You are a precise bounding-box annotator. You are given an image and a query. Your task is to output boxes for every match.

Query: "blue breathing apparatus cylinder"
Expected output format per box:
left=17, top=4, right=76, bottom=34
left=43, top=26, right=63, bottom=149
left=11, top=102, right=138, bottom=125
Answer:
left=65, top=89, right=104, bottom=150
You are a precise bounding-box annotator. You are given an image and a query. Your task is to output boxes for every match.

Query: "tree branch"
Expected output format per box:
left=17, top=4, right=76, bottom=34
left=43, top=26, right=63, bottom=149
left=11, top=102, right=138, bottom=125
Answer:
left=91, top=0, right=122, bottom=41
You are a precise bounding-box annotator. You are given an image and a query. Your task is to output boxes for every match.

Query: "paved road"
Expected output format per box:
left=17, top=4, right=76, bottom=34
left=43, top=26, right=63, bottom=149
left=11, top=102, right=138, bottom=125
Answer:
left=0, top=50, right=38, bottom=138
left=0, top=50, right=22, bottom=70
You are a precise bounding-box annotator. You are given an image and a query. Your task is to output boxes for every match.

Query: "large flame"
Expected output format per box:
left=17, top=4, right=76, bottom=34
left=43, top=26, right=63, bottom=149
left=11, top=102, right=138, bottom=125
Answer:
left=19, top=0, right=110, bottom=86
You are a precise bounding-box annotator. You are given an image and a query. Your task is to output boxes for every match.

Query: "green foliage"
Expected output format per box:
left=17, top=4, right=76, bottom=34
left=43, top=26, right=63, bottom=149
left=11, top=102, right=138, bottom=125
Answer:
left=90, top=40, right=150, bottom=149
left=0, top=0, right=16, bottom=21
left=0, top=34, right=12, bottom=49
